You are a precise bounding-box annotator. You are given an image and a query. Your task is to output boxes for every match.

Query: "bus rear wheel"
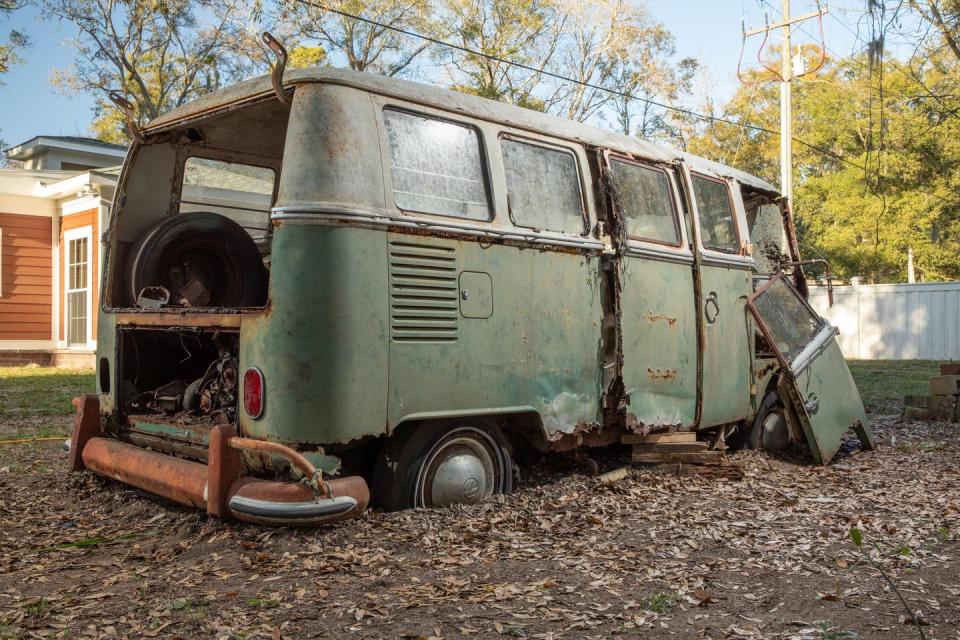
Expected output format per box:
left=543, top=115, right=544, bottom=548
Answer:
left=372, top=421, right=513, bottom=511
left=748, top=391, right=791, bottom=451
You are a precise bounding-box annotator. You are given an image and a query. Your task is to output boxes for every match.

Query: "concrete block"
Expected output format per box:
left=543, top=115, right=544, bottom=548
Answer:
left=930, top=375, right=960, bottom=396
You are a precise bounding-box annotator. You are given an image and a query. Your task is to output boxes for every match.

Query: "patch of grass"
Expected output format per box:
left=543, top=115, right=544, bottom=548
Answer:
left=0, top=617, right=22, bottom=640
left=246, top=598, right=280, bottom=608
left=847, top=360, right=940, bottom=413
left=0, top=366, right=94, bottom=435
left=644, top=592, right=676, bottom=614
left=22, top=598, right=51, bottom=620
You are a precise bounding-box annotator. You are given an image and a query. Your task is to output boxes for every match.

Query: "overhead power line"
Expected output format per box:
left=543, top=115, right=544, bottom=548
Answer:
left=287, top=0, right=939, bottom=186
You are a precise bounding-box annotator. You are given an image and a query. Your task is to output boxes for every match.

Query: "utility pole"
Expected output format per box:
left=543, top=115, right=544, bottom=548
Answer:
left=780, top=0, right=793, bottom=203
left=741, top=1, right=828, bottom=203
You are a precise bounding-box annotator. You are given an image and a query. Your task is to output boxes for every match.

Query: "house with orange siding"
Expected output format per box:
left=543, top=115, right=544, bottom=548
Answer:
left=0, top=137, right=126, bottom=366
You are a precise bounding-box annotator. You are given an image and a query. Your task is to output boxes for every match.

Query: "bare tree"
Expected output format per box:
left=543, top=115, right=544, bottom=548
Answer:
left=43, top=0, right=270, bottom=141
left=0, top=0, right=29, bottom=77
left=909, top=0, right=960, bottom=62
left=542, top=0, right=684, bottom=126
left=438, top=0, right=566, bottom=108
left=279, top=0, right=434, bottom=77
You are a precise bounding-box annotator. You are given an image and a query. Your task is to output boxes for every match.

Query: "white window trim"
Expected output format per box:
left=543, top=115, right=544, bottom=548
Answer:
left=62, top=225, right=95, bottom=350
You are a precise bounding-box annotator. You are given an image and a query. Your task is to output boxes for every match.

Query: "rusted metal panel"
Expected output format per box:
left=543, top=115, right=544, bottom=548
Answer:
left=749, top=276, right=875, bottom=463
left=82, top=436, right=209, bottom=508
left=114, top=313, right=243, bottom=327
left=239, top=223, right=390, bottom=451
left=384, top=232, right=603, bottom=439
left=619, top=256, right=698, bottom=428
left=68, top=394, right=102, bottom=472
left=143, top=67, right=776, bottom=194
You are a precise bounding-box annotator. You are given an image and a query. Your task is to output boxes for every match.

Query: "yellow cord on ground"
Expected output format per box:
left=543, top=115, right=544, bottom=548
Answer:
left=0, top=436, right=67, bottom=446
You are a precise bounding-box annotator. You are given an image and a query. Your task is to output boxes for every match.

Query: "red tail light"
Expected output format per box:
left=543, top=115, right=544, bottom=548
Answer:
left=243, top=368, right=264, bottom=419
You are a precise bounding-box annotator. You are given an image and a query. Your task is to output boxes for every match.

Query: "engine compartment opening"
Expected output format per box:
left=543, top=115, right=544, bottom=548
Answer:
left=119, top=327, right=241, bottom=435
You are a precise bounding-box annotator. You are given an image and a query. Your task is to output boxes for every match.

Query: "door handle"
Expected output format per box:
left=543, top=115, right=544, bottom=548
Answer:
left=804, top=392, right=820, bottom=415
left=704, top=292, right=720, bottom=324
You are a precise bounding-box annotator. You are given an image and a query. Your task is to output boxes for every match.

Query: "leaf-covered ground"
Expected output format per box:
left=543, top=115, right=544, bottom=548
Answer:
left=0, top=366, right=958, bottom=639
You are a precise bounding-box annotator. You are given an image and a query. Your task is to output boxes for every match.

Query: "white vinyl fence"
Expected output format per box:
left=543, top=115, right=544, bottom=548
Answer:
left=808, top=279, right=960, bottom=360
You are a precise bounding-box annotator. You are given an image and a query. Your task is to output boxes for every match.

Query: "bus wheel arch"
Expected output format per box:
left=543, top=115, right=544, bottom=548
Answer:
left=747, top=388, right=791, bottom=451
left=371, top=417, right=516, bottom=512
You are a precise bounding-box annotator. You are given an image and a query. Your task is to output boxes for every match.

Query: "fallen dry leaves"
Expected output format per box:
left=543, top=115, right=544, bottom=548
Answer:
left=0, top=414, right=958, bottom=639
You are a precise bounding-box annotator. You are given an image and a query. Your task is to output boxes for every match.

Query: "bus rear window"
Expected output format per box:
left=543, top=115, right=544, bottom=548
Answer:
left=179, top=157, right=276, bottom=250
left=502, top=138, right=585, bottom=235
left=383, top=109, right=491, bottom=220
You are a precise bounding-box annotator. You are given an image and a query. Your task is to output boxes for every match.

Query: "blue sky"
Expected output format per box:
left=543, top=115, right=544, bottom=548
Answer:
left=0, top=1, right=871, bottom=148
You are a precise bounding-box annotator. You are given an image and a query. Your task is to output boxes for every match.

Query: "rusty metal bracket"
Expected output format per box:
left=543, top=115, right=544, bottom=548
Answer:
left=787, top=259, right=834, bottom=307
left=228, top=436, right=328, bottom=497
left=262, top=32, right=290, bottom=106
left=108, top=91, right=143, bottom=144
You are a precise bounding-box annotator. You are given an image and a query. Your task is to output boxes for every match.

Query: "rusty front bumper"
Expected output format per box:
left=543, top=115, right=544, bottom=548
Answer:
left=70, top=394, right=369, bottom=526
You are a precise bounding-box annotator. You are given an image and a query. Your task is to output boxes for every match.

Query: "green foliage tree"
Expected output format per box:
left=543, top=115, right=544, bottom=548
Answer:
left=689, top=48, right=960, bottom=283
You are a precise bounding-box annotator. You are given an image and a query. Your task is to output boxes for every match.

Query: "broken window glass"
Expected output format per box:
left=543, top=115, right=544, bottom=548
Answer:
left=384, top=109, right=491, bottom=220
left=502, top=138, right=585, bottom=235
left=752, top=277, right=825, bottom=365
left=179, top=157, right=276, bottom=248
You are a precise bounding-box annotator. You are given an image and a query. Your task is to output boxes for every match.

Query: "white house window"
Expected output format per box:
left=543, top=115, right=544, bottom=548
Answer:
left=64, top=226, right=92, bottom=347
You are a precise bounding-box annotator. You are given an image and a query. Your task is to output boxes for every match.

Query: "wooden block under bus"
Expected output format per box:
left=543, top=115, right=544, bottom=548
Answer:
left=940, top=363, right=960, bottom=376
left=903, top=395, right=929, bottom=409
left=632, top=442, right=709, bottom=454
left=621, top=431, right=696, bottom=445
left=633, top=451, right=725, bottom=465
left=930, top=375, right=960, bottom=396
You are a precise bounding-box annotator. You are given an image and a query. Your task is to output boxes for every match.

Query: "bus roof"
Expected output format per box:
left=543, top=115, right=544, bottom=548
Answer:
left=144, top=66, right=778, bottom=195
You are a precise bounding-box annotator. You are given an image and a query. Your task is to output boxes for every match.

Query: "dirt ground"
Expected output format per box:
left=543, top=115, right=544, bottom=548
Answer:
left=1, top=369, right=958, bottom=639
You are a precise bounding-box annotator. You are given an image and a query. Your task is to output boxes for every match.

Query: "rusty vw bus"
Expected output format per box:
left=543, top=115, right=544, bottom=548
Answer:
left=69, top=54, right=874, bottom=526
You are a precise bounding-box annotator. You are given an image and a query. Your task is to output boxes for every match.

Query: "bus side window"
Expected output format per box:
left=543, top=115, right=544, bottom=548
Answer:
left=501, top=137, right=586, bottom=235
left=383, top=108, right=491, bottom=221
left=607, top=158, right=681, bottom=246
left=690, top=173, right=740, bottom=253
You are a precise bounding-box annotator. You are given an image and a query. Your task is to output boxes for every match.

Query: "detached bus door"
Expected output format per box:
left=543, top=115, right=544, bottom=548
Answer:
left=681, top=167, right=754, bottom=428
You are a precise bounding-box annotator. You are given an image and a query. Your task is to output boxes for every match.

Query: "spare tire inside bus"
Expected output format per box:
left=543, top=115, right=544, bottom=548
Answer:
left=129, top=211, right=268, bottom=308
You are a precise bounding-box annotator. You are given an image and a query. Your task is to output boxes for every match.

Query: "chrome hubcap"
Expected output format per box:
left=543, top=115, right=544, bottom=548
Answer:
left=416, top=428, right=502, bottom=508
left=760, top=410, right=790, bottom=450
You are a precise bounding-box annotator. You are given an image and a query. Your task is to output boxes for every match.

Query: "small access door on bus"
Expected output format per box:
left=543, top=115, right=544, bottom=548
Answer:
left=748, top=276, right=876, bottom=463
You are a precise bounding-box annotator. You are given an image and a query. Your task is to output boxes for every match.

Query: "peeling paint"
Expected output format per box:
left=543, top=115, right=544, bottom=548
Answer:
left=539, top=392, right=597, bottom=435
left=646, top=367, right=678, bottom=381
left=642, top=312, right=678, bottom=327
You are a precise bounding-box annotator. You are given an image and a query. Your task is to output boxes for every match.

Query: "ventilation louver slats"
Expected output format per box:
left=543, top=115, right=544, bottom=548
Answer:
left=389, top=241, right=458, bottom=342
